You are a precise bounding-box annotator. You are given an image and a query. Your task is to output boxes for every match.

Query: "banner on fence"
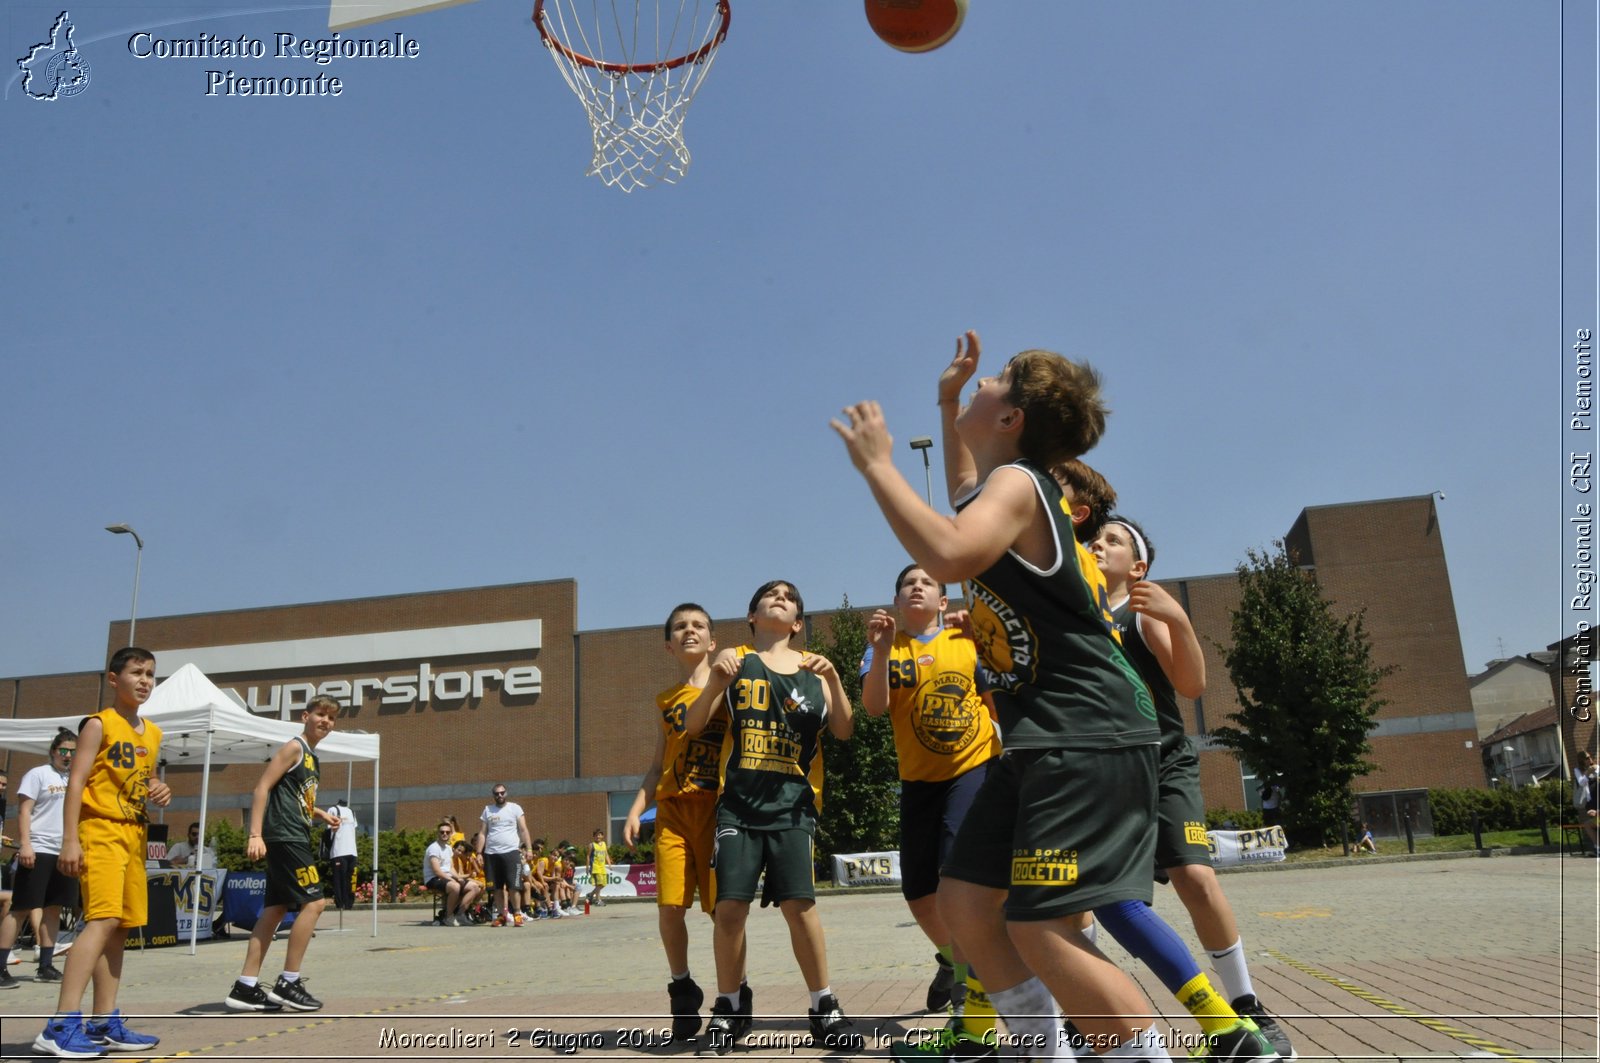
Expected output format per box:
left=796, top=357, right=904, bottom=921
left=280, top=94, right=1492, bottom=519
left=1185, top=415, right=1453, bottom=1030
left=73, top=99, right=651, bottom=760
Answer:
left=572, top=863, right=657, bottom=898
left=831, top=851, right=901, bottom=887
left=1207, top=826, right=1289, bottom=868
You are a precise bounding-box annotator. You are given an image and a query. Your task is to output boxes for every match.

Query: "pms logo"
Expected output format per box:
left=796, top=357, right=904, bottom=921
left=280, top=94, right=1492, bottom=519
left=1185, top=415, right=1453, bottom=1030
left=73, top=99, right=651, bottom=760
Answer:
left=172, top=870, right=220, bottom=913
left=910, top=670, right=983, bottom=755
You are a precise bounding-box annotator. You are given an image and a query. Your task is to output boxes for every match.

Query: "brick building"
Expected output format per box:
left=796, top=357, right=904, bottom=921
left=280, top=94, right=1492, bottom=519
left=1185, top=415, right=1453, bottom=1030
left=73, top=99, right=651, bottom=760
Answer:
left=0, top=494, right=1489, bottom=846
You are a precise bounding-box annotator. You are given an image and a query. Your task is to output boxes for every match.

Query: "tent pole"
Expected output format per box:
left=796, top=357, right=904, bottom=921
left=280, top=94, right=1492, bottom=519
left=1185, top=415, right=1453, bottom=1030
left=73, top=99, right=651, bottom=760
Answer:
left=189, top=728, right=216, bottom=956
left=370, top=750, right=380, bottom=937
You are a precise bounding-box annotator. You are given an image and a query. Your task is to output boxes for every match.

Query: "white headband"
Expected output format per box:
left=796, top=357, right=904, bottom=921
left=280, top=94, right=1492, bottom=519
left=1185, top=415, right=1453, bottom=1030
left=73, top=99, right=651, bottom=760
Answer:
left=1109, top=520, right=1149, bottom=566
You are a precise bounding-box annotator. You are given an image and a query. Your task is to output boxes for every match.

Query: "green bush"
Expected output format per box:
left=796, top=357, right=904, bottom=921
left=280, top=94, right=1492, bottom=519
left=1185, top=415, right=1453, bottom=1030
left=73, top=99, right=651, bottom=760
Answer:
left=1427, top=782, right=1576, bottom=836
left=1205, top=808, right=1264, bottom=831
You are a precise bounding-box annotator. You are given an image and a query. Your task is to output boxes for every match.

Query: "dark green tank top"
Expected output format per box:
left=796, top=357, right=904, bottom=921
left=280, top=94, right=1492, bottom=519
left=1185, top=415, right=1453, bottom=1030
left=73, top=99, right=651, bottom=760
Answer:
left=1111, top=598, right=1188, bottom=757
left=264, top=736, right=321, bottom=843
left=960, top=461, right=1159, bottom=750
left=715, top=648, right=827, bottom=832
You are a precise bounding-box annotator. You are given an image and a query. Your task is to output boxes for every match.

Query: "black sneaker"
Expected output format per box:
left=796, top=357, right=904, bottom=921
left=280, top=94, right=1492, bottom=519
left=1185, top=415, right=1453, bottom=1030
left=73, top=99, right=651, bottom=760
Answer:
left=1230, top=994, right=1297, bottom=1061
left=926, top=953, right=956, bottom=1012
left=807, top=993, right=865, bottom=1052
left=1195, top=1019, right=1281, bottom=1062
left=696, top=996, right=749, bottom=1057
left=225, top=980, right=283, bottom=1012
left=891, top=1023, right=995, bottom=1061
left=267, top=976, right=323, bottom=1012
left=0, top=967, right=17, bottom=990
left=667, top=976, right=705, bottom=1041
left=37, top=965, right=64, bottom=982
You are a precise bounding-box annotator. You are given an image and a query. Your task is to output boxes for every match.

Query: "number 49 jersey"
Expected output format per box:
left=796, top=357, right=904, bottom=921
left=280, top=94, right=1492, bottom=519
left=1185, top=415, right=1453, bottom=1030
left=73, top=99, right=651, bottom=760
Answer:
left=80, top=708, right=163, bottom=824
left=716, top=646, right=828, bottom=833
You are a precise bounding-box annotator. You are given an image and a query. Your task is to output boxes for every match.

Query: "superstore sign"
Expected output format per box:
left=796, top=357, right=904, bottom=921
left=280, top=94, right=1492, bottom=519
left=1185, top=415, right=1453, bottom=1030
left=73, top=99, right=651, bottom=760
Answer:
left=156, top=620, right=543, bottom=718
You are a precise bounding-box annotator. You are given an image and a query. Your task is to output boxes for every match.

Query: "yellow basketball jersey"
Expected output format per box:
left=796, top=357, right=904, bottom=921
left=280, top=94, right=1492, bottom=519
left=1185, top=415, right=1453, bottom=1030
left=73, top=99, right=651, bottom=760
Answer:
left=654, top=681, right=727, bottom=802
left=80, top=708, right=162, bottom=824
left=878, top=628, right=1001, bottom=783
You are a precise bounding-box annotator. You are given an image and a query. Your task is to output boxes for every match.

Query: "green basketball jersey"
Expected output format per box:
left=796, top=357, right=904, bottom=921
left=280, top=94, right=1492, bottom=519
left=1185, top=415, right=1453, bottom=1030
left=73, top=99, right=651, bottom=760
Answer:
left=716, top=647, right=827, bottom=833
left=263, top=735, right=321, bottom=844
left=960, top=461, right=1159, bottom=750
left=1111, top=598, right=1188, bottom=757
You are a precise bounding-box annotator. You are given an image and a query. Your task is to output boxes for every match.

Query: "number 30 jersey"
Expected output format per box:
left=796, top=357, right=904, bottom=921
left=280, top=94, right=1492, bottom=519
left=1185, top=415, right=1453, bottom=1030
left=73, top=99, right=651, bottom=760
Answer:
left=716, top=647, right=827, bottom=833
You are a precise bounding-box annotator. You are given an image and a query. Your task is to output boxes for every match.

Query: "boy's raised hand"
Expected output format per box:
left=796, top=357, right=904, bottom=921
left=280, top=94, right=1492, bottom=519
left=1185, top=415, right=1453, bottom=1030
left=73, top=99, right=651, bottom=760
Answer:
left=1127, top=580, right=1186, bottom=625
left=939, top=330, right=981, bottom=404
left=800, top=653, right=840, bottom=681
left=708, top=648, right=741, bottom=688
left=867, top=609, right=897, bottom=650
left=831, top=401, right=894, bottom=473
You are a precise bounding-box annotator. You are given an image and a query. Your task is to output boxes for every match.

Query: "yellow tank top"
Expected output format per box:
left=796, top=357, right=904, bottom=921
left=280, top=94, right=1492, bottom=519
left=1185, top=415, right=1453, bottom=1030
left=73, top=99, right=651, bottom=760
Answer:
left=81, top=708, right=162, bottom=824
left=877, top=628, right=1001, bottom=783
left=654, top=682, right=727, bottom=802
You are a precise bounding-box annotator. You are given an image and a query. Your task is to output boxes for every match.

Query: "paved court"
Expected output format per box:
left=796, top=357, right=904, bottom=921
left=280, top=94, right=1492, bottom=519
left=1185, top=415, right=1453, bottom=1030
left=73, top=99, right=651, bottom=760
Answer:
left=1, top=852, right=1594, bottom=1061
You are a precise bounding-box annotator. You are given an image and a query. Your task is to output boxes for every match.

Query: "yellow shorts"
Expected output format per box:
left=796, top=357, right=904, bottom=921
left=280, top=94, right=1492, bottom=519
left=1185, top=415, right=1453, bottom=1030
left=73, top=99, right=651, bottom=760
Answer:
left=78, top=818, right=147, bottom=927
left=655, top=795, right=718, bottom=913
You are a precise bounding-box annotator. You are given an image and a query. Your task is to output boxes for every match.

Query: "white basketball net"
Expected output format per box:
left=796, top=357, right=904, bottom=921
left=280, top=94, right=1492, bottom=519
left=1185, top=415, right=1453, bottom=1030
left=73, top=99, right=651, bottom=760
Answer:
left=535, top=0, right=729, bottom=192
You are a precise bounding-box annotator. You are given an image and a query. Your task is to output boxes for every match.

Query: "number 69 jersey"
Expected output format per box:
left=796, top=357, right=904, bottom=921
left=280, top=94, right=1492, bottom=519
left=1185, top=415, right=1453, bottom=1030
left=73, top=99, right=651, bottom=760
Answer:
left=80, top=708, right=163, bottom=824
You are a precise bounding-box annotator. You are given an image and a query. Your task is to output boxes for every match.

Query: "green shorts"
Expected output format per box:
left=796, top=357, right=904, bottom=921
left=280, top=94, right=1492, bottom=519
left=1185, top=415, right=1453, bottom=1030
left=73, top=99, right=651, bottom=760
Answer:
left=711, top=825, right=814, bottom=905
left=942, top=745, right=1157, bottom=920
left=263, top=838, right=324, bottom=909
left=1155, top=739, right=1212, bottom=870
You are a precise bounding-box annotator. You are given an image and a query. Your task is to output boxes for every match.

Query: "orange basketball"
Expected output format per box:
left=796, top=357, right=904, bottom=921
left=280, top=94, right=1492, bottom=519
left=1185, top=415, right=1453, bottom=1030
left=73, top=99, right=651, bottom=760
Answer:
left=864, top=0, right=968, bottom=54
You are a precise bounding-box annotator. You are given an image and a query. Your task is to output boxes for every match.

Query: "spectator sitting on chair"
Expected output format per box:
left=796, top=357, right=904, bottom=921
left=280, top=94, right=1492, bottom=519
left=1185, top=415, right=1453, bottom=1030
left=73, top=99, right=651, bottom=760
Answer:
left=165, top=822, right=216, bottom=870
left=1573, top=751, right=1599, bottom=857
left=424, top=822, right=480, bottom=926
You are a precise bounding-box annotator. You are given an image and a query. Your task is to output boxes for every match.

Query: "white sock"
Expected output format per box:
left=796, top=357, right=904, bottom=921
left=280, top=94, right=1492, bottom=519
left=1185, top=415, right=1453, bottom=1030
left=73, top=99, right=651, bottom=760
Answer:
left=809, top=987, right=833, bottom=1011
left=1081, top=919, right=1099, bottom=948
left=718, top=991, right=740, bottom=1010
left=990, top=977, right=1066, bottom=1061
left=1206, top=938, right=1255, bottom=1002
left=238, top=976, right=258, bottom=988
left=280, top=971, right=300, bottom=983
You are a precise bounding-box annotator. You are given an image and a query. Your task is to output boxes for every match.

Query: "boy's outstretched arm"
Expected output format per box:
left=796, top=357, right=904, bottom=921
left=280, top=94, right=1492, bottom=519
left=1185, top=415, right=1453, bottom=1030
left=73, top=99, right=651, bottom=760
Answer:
left=833, top=400, right=1036, bottom=584
left=1127, top=580, right=1207, bottom=700
left=803, top=654, right=854, bottom=740
left=939, top=331, right=982, bottom=505
left=683, top=650, right=737, bottom=738
left=859, top=609, right=896, bottom=716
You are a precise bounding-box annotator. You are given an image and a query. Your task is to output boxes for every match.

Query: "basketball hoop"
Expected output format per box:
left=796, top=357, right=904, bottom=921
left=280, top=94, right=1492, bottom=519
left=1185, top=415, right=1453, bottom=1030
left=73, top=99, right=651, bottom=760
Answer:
left=533, top=0, right=731, bottom=192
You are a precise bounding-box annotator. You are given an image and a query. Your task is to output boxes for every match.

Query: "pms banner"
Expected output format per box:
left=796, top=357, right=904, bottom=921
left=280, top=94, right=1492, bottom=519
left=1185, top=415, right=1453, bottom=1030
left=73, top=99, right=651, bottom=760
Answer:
left=170, top=869, right=226, bottom=939
left=831, top=851, right=901, bottom=887
left=1207, top=826, right=1289, bottom=868
left=572, top=863, right=657, bottom=898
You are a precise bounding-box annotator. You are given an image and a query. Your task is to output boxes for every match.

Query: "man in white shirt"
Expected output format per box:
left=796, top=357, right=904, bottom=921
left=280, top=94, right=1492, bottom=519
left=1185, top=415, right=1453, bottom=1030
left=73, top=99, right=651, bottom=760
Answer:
left=326, top=800, right=357, bottom=910
left=423, top=822, right=481, bottom=926
left=0, top=731, right=78, bottom=987
left=165, top=822, right=217, bottom=870
left=476, top=785, right=532, bottom=927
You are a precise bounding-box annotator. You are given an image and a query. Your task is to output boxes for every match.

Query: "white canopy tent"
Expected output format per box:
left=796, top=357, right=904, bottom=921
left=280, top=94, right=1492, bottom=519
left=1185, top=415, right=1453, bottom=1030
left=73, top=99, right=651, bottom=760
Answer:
left=0, top=664, right=382, bottom=950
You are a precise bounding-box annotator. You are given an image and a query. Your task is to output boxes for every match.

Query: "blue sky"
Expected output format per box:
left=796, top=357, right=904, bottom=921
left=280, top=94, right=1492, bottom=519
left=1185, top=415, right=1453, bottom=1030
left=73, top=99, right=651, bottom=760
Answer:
left=1, top=1, right=1589, bottom=680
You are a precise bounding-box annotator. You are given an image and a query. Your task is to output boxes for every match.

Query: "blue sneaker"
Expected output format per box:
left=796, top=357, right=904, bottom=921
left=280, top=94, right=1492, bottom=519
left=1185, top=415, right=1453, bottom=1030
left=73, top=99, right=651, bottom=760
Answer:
left=85, top=1010, right=160, bottom=1052
left=32, top=1013, right=107, bottom=1058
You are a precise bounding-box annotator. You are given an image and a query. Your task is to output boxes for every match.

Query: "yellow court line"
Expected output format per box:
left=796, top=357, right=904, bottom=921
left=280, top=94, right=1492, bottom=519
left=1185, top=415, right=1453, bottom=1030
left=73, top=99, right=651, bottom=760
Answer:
left=1266, top=948, right=1543, bottom=1063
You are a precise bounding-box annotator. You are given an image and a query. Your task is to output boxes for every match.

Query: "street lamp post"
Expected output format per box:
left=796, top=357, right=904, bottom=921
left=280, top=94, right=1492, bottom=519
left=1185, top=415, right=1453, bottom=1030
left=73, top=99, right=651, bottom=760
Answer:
left=908, top=437, right=935, bottom=507
left=105, top=524, right=144, bottom=645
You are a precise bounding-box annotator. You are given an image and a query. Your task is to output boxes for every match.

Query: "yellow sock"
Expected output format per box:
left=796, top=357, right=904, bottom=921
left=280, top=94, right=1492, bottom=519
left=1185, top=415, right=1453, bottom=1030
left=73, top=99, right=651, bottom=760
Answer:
left=1175, top=972, right=1240, bottom=1036
left=959, top=975, right=996, bottom=1040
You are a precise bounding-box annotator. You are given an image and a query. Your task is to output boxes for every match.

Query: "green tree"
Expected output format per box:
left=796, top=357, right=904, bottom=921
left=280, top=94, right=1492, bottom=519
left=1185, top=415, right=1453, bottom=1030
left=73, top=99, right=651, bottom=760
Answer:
left=1212, top=542, right=1393, bottom=846
left=812, top=598, right=901, bottom=865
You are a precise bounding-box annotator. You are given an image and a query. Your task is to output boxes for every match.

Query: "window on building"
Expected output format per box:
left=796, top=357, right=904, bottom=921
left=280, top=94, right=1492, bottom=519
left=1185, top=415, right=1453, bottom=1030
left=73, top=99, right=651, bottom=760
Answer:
left=606, top=791, right=635, bottom=848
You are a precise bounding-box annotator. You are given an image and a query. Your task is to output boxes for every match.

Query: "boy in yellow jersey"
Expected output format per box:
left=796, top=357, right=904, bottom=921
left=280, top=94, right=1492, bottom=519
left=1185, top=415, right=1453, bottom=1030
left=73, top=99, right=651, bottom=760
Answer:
left=683, top=581, right=862, bottom=1056
left=623, top=603, right=732, bottom=1040
left=835, top=332, right=1178, bottom=1062
left=585, top=828, right=609, bottom=909
left=35, top=647, right=171, bottom=1059
left=862, top=564, right=1001, bottom=1050
left=224, top=696, right=340, bottom=1014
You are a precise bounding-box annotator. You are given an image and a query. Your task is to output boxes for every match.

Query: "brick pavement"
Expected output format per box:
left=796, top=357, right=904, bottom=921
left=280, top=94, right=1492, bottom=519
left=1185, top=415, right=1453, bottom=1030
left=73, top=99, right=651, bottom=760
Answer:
left=1, top=852, right=1594, bottom=1061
